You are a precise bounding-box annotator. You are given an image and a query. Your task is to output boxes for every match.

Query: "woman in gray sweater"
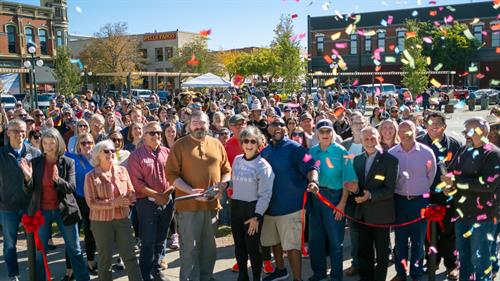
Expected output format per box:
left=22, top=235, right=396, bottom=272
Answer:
left=229, top=126, right=274, bottom=281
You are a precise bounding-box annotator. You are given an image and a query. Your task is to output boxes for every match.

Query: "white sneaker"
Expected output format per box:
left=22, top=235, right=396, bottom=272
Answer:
left=9, top=276, right=19, bottom=281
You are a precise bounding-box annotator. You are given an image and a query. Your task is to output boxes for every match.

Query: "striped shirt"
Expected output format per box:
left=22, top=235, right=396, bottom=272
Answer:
left=84, top=165, right=135, bottom=221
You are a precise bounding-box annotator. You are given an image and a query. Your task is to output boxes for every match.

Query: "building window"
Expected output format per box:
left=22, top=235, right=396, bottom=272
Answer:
left=377, top=31, right=385, bottom=51
left=350, top=34, right=357, bottom=55
left=165, top=47, right=174, bottom=59
left=39, top=29, right=48, bottom=55
left=316, top=35, right=324, bottom=55
left=25, top=27, right=35, bottom=47
left=56, top=30, right=63, bottom=47
left=155, top=48, right=164, bottom=61
left=7, top=25, right=16, bottom=53
left=493, top=31, right=500, bottom=48
left=140, top=49, right=148, bottom=59
left=397, top=30, right=406, bottom=51
left=473, top=25, right=483, bottom=44
left=55, top=7, right=62, bottom=18
left=365, top=36, right=372, bottom=53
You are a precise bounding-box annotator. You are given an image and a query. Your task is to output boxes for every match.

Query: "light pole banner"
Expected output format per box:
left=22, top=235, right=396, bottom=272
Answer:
left=0, top=73, right=20, bottom=95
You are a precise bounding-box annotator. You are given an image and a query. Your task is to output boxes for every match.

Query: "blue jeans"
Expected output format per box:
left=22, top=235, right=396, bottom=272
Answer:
left=0, top=210, right=24, bottom=277
left=37, top=209, right=90, bottom=281
left=456, top=219, right=495, bottom=281
left=218, top=191, right=231, bottom=226
left=136, top=198, right=174, bottom=281
left=309, top=189, right=345, bottom=281
left=491, top=224, right=500, bottom=273
left=394, top=196, right=428, bottom=279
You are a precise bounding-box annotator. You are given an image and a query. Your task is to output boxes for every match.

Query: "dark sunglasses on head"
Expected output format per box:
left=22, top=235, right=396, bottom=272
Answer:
left=146, top=131, right=162, bottom=136
left=243, top=139, right=257, bottom=144
left=103, top=149, right=116, bottom=154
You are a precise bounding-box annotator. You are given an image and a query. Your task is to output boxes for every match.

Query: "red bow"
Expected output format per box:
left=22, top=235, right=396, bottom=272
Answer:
left=22, top=211, right=51, bottom=281
left=421, top=205, right=446, bottom=242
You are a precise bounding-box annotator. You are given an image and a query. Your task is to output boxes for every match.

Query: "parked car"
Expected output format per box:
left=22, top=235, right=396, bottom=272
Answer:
left=474, top=89, right=499, bottom=105
left=357, top=83, right=397, bottom=106
left=131, top=89, right=153, bottom=102
left=1, top=94, right=17, bottom=110
left=24, top=94, right=55, bottom=111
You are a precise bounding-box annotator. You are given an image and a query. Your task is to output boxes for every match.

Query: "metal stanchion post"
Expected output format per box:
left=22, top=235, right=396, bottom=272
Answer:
left=27, top=232, right=36, bottom=281
left=428, top=221, right=437, bottom=281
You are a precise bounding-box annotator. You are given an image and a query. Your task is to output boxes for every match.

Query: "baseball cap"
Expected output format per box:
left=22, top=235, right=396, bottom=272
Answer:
left=316, top=119, right=333, bottom=130
left=229, top=114, right=245, bottom=125
left=300, top=112, right=313, bottom=122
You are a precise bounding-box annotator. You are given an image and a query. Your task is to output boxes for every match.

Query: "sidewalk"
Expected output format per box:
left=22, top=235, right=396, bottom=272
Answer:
left=0, top=228, right=450, bottom=281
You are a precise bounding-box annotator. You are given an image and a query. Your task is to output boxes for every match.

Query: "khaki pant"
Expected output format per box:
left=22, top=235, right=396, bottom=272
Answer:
left=260, top=210, right=302, bottom=251
left=91, top=218, right=143, bottom=281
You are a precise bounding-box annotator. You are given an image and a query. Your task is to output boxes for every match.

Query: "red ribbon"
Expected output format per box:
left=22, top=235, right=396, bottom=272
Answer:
left=301, top=191, right=425, bottom=256
left=21, top=211, right=51, bottom=281
left=421, top=205, right=446, bottom=242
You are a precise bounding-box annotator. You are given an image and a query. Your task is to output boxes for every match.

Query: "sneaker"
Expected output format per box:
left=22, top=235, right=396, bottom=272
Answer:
left=9, top=277, right=19, bottom=281
left=48, top=238, right=57, bottom=250
left=169, top=233, right=179, bottom=250
left=114, top=257, right=125, bottom=270
left=263, top=260, right=274, bottom=274
left=263, top=268, right=289, bottom=281
left=231, top=262, right=239, bottom=272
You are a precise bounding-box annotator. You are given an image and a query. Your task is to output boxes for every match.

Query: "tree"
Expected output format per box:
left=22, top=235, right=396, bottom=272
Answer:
left=171, top=37, right=223, bottom=75
left=79, top=22, right=144, bottom=87
left=418, top=21, right=480, bottom=73
left=217, top=50, right=245, bottom=80
left=53, top=47, right=81, bottom=96
left=401, top=19, right=429, bottom=96
left=271, top=15, right=305, bottom=94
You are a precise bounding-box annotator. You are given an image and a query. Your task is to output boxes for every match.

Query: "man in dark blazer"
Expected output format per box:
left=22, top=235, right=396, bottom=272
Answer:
left=345, top=126, right=399, bottom=281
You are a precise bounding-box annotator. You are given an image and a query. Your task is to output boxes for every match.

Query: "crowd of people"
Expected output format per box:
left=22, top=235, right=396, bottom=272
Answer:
left=0, top=87, right=499, bottom=281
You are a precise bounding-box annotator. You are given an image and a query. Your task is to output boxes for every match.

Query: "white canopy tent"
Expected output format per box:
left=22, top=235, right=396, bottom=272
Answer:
left=182, top=73, right=231, bottom=88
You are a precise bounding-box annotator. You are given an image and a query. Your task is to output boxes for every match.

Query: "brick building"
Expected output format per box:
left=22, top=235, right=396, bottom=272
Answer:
left=308, top=1, right=499, bottom=88
left=0, top=0, right=68, bottom=93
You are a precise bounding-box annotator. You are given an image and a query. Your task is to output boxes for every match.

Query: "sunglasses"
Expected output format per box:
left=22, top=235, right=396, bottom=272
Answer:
left=103, top=149, right=116, bottom=154
left=80, top=141, right=93, bottom=146
left=146, top=131, right=162, bottom=136
left=112, top=138, right=123, bottom=143
left=78, top=124, right=88, bottom=128
left=270, top=122, right=286, bottom=127
left=243, top=139, right=257, bottom=144
left=32, top=135, right=41, bottom=140
left=291, top=132, right=302, bottom=137
left=17, top=114, right=27, bottom=117
left=104, top=106, right=112, bottom=110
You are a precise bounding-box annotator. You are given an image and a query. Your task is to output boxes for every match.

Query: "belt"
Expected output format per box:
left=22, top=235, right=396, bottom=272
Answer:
left=395, top=194, right=422, bottom=200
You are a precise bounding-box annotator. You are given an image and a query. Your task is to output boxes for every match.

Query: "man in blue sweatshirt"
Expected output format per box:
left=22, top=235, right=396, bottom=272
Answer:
left=0, top=119, right=41, bottom=281
left=260, top=117, right=319, bottom=281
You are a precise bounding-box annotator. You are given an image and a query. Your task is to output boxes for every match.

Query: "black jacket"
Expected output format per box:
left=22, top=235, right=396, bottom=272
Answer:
left=0, top=144, right=41, bottom=211
left=26, top=155, right=81, bottom=225
left=350, top=151, right=399, bottom=224
left=417, top=133, right=462, bottom=204
left=449, top=145, right=500, bottom=220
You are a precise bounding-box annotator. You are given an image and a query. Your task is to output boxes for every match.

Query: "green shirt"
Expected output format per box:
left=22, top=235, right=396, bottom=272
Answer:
left=309, top=142, right=358, bottom=190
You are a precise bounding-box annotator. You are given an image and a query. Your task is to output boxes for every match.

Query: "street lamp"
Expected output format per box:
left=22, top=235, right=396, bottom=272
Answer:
left=24, top=42, right=44, bottom=109
left=80, top=66, right=92, bottom=91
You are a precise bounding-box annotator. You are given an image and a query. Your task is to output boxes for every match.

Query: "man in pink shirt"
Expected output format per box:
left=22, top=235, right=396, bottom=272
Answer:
left=127, top=121, right=174, bottom=281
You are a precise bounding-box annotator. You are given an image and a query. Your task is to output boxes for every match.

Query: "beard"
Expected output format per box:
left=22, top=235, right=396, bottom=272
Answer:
left=192, top=128, right=208, bottom=139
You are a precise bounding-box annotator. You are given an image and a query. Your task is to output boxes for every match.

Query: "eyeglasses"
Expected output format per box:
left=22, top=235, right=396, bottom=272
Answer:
left=243, top=139, right=258, bottom=144
left=32, top=135, right=41, bottom=140
left=270, top=122, right=286, bottom=128
left=104, top=106, right=112, bottom=110
left=291, top=132, right=302, bottom=137
left=17, top=114, right=27, bottom=117
left=78, top=124, right=88, bottom=128
left=103, top=149, right=116, bottom=154
left=80, top=141, right=93, bottom=146
left=146, top=131, right=162, bottom=136
left=111, top=138, right=123, bottom=143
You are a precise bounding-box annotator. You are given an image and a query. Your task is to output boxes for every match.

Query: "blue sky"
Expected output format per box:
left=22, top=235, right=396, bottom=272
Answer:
left=19, top=0, right=485, bottom=50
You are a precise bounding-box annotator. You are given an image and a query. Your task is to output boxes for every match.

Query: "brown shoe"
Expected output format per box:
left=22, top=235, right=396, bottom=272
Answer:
left=345, top=266, right=358, bottom=276
left=447, top=267, right=459, bottom=280
left=390, top=276, right=406, bottom=281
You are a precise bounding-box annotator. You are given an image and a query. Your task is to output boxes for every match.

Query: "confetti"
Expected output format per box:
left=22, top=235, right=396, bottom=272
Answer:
left=324, top=78, right=336, bottom=86
left=323, top=55, right=333, bottom=64
left=335, top=43, right=348, bottom=49
left=330, top=32, right=341, bottom=41
left=401, top=259, right=409, bottom=272
left=456, top=208, right=464, bottom=218
left=380, top=19, right=388, bottom=27
left=485, top=265, right=493, bottom=275
left=434, top=63, right=443, bottom=71
left=429, top=10, right=437, bottom=16
left=291, top=13, right=298, bottom=19
left=458, top=196, right=467, bottom=203
left=492, top=24, right=500, bottom=31
left=334, top=10, right=343, bottom=19
left=463, top=229, right=473, bottom=238
left=187, top=54, right=200, bottom=66
left=345, top=24, right=355, bottom=35
left=430, top=78, right=442, bottom=88
left=463, top=29, right=475, bottom=40
left=303, top=154, right=312, bottom=162
left=385, top=56, right=396, bottom=63
left=387, top=15, right=394, bottom=25
left=469, top=65, right=478, bottom=73
left=487, top=175, right=499, bottom=183
left=436, top=181, right=447, bottom=189
left=444, top=15, right=454, bottom=24
left=457, top=183, right=469, bottom=190
left=423, top=193, right=430, bottom=198
left=321, top=1, right=330, bottom=10
left=412, top=10, right=419, bottom=17
left=352, top=79, right=359, bottom=86
left=75, top=6, right=82, bottom=13
left=405, top=31, right=417, bottom=39
left=428, top=246, right=438, bottom=254
left=374, top=175, right=385, bottom=181
left=477, top=214, right=487, bottom=221
left=423, top=36, right=433, bottom=44
left=343, top=154, right=355, bottom=159
left=315, top=160, right=321, bottom=167
left=475, top=127, right=483, bottom=135
left=446, top=5, right=456, bottom=12
left=325, top=157, right=334, bottom=168
left=375, top=76, right=384, bottom=83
